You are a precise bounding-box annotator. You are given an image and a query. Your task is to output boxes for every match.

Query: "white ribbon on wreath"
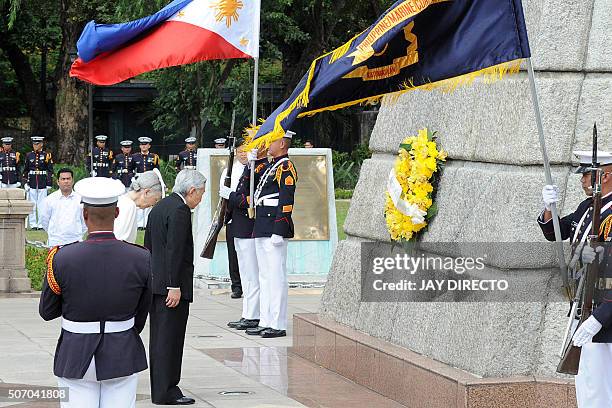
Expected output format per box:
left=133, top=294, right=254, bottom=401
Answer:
left=387, top=168, right=427, bottom=225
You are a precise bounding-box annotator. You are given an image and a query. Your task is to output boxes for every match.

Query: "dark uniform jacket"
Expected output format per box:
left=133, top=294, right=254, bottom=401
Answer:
left=144, top=193, right=194, bottom=302
left=0, top=149, right=21, bottom=184
left=176, top=150, right=197, bottom=171
left=23, top=150, right=53, bottom=189
left=129, top=152, right=160, bottom=174
left=227, top=158, right=269, bottom=238
left=39, top=232, right=152, bottom=380
left=253, top=154, right=297, bottom=238
left=113, top=153, right=134, bottom=188
left=86, top=147, right=114, bottom=177
left=539, top=193, right=612, bottom=342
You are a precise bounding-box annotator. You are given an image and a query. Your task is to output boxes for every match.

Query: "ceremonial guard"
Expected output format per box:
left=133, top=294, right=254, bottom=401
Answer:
left=539, top=150, right=612, bottom=407
left=221, top=146, right=270, bottom=330
left=130, top=136, right=160, bottom=228
left=247, top=130, right=297, bottom=338
left=214, top=138, right=227, bottom=149
left=113, top=140, right=135, bottom=189
left=176, top=137, right=197, bottom=171
left=23, top=135, right=53, bottom=229
left=0, top=137, right=21, bottom=188
left=39, top=177, right=151, bottom=408
left=86, top=135, right=114, bottom=177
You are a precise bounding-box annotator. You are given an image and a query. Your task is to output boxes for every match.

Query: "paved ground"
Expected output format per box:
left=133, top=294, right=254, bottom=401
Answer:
left=0, top=289, right=405, bottom=408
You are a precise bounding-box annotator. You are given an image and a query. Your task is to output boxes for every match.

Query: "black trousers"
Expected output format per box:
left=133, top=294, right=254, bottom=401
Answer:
left=226, top=223, right=241, bottom=293
left=149, top=294, right=189, bottom=404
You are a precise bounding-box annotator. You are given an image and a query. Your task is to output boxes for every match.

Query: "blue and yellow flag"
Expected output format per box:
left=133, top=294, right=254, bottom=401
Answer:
left=251, top=0, right=531, bottom=146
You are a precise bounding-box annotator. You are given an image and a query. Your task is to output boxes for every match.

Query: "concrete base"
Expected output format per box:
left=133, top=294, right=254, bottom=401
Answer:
left=0, top=270, right=32, bottom=292
left=0, top=188, right=33, bottom=293
left=293, top=313, right=577, bottom=408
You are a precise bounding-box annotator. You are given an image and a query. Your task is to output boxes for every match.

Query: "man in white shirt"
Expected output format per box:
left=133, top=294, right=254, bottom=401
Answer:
left=40, top=168, right=87, bottom=247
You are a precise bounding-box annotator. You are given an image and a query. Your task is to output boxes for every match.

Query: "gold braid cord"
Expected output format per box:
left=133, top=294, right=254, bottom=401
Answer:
left=600, top=215, right=612, bottom=241
left=46, top=246, right=61, bottom=295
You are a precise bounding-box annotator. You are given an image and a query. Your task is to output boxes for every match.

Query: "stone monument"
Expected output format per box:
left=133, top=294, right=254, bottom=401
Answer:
left=293, top=1, right=610, bottom=406
left=0, top=189, right=33, bottom=292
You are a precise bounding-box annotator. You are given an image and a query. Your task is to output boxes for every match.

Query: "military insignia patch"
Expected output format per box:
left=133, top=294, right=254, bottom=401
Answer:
left=285, top=176, right=294, bottom=186
left=282, top=205, right=293, bottom=213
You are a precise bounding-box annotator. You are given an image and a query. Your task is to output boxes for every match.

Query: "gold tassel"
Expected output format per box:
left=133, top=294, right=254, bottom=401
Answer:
left=248, top=59, right=524, bottom=149
left=298, top=59, right=524, bottom=117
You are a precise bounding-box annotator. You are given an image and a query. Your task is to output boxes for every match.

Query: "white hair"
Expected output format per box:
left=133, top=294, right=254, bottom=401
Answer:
left=173, top=169, right=206, bottom=195
left=129, top=170, right=163, bottom=193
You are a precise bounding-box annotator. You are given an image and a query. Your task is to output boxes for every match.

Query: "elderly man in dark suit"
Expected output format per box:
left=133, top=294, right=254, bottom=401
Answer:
left=144, top=169, right=206, bottom=406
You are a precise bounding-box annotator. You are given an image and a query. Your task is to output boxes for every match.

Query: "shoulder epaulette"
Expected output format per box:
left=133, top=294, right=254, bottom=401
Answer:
left=46, top=246, right=61, bottom=295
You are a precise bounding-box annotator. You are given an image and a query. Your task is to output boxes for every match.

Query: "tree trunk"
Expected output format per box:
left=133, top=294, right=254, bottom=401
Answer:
left=0, top=34, right=54, bottom=138
left=53, top=3, right=88, bottom=164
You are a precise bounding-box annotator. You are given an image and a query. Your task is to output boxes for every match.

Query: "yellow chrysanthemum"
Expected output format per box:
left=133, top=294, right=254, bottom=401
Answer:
left=385, top=127, right=445, bottom=242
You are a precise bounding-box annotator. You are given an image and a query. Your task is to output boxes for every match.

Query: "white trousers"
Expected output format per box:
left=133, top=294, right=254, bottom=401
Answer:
left=0, top=183, right=19, bottom=188
left=57, top=358, right=137, bottom=408
left=235, top=238, right=260, bottom=320
left=255, top=237, right=288, bottom=330
left=576, top=342, right=612, bottom=408
left=27, top=188, right=47, bottom=228
left=136, top=207, right=152, bottom=228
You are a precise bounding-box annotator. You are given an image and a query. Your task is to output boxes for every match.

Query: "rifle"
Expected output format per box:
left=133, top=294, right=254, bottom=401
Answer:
left=557, top=123, right=603, bottom=374
left=200, top=110, right=236, bottom=259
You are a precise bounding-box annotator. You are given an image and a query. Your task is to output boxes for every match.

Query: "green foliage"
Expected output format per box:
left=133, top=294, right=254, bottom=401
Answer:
left=334, top=188, right=353, bottom=199
left=158, top=159, right=177, bottom=191
left=332, top=144, right=371, bottom=190
left=25, top=244, right=47, bottom=291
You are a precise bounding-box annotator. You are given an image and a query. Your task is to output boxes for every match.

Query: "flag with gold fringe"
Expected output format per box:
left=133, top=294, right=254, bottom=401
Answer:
left=250, top=0, right=530, bottom=146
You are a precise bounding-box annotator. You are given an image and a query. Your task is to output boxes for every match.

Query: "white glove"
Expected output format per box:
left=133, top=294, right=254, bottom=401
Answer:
left=46, top=186, right=52, bottom=192
left=15, top=182, right=21, bottom=188
left=91, top=170, right=97, bottom=177
left=581, top=245, right=604, bottom=265
left=24, top=183, right=30, bottom=192
left=573, top=315, right=603, bottom=347
left=542, top=185, right=559, bottom=211
left=219, top=185, right=232, bottom=200
left=247, top=148, right=258, bottom=162
left=271, top=234, right=284, bottom=246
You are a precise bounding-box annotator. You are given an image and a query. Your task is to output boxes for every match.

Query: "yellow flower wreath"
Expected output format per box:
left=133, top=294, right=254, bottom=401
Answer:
left=385, top=128, right=447, bottom=242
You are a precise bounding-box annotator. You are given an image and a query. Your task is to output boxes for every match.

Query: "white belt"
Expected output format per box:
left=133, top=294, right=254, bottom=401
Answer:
left=29, top=170, right=47, bottom=175
left=93, top=163, right=109, bottom=167
left=61, top=317, right=135, bottom=334
left=1, top=167, right=16, bottom=171
left=184, top=165, right=196, bottom=170
left=256, top=193, right=279, bottom=206
left=260, top=199, right=278, bottom=207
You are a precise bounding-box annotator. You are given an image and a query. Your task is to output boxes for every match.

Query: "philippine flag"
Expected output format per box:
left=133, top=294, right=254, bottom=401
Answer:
left=70, top=0, right=260, bottom=85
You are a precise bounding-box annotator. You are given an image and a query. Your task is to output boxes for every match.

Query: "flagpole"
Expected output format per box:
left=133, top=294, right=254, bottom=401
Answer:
left=248, top=57, right=259, bottom=219
left=526, top=58, right=569, bottom=296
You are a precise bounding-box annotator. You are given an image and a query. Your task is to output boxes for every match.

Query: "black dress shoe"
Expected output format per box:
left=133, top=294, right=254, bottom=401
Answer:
left=235, top=319, right=260, bottom=330
left=260, top=328, right=286, bottom=338
left=165, top=396, right=195, bottom=405
left=227, top=318, right=245, bottom=328
left=246, top=326, right=268, bottom=335
left=230, top=290, right=243, bottom=299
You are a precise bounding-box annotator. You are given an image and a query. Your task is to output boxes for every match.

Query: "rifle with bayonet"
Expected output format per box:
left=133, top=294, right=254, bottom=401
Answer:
left=201, top=110, right=236, bottom=259
left=557, top=123, right=603, bottom=374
